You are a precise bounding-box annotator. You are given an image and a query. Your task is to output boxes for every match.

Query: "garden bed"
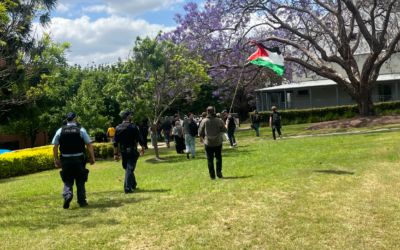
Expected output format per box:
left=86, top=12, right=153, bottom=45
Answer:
left=304, top=115, right=400, bottom=130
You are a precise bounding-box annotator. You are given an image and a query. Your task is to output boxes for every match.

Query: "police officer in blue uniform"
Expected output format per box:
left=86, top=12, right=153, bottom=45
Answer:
left=113, top=111, right=145, bottom=193
left=52, top=112, right=96, bottom=209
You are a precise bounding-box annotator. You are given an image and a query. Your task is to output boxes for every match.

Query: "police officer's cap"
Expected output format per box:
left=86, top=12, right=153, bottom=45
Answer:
left=121, top=110, right=132, bottom=118
left=66, top=112, right=77, bottom=121
left=222, top=110, right=227, bottom=114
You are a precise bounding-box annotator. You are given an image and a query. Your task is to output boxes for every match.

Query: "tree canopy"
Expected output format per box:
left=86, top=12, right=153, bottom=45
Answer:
left=163, top=0, right=400, bottom=116
left=105, top=34, right=211, bottom=159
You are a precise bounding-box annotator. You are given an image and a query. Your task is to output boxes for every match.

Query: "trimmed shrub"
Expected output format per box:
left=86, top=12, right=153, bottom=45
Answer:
left=0, top=146, right=54, bottom=179
left=0, top=143, right=117, bottom=179
left=250, top=101, right=400, bottom=125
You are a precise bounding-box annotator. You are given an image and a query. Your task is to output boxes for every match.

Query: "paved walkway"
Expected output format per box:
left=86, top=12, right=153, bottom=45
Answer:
left=146, top=127, right=400, bottom=149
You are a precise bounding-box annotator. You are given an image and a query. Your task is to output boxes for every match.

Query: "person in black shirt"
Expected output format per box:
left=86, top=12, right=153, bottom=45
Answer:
left=171, top=114, right=180, bottom=127
left=113, top=111, right=145, bottom=193
left=161, top=117, right=172, bottom=148
left=252, top=110, right=262, bottom=137
left=269, top=106, right=282, bottom=140
left=139, top=120, right=149, bottom=149
left=222, top=110, right=238, bottom=148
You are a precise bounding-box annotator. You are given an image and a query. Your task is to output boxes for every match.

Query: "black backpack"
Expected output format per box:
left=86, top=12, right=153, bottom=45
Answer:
left=272, top=112, right=280, bottom=125
left=189, top=120, right=198, bottom=137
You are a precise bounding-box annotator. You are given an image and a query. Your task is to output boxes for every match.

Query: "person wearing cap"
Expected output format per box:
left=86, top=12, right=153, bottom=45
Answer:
left=113, top=111, right=146, bottom=193
left=199, top=106, right=227, bottom=180
left=52, top=112, right=96, bottom=209
left=107, top=124, right=115, bottom=142
left=222, top=110, right=238, bottom=148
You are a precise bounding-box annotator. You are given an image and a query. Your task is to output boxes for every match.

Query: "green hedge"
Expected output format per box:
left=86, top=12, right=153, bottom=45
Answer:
left=86, top=143, right=118, bottom=159
left=0, top=143, right=119, bottom=179
left=250, top=101, right=400, bottom=125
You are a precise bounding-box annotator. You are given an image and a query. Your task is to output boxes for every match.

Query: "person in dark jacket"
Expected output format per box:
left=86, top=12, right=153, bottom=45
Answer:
left=161, top=117, right=172, bottom=148
left=52, top=112, right=96, bottom=209
left=269, top=106, right=282, bottom=140
left=139, top=120, right=149, bottom=149
left=252, top=110, right=262, bottom=137
left=113, top=111, right=145, bottom=193
left=222, top=110, right=238, bottom=148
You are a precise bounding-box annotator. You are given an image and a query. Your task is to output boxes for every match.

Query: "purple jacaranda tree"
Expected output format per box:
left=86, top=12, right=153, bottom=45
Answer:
left=163, top=0, right=400, bottom=117
left=105, top=34, right=210, bottom=160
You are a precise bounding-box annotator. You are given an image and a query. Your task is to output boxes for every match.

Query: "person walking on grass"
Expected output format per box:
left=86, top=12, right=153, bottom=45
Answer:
left=216, top=113, right=225, bottom=149
left=106, top=124, right=115, bottom=142
left=113, top=111, right=145, bottom=194
left=200, top=112, right=207, bottom=158
left=270, top=106, right=282, bottom=140
left=252, top=110, right=262, bottom=137
left=199, top=106, right=227, bottom=180
left=172, top=121, right=185, bottom=154
left=182, top=112, right=197, bottom=159
left=161, top=117, right=172, bottom=148
left=52, top=112, right=96, bottom=209
left=222, top=110, right=239, bottom=148
left=139, top=120, right=149, bottom=149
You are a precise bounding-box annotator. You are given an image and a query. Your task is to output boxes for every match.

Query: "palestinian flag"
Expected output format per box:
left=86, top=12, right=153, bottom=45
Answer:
left=248, top=41, right=284, bottom=76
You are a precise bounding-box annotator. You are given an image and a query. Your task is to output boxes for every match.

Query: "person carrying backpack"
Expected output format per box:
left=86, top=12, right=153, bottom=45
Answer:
left=269, top=106, right=282, bottom=140
left=182, top=112, right=197, bottom=159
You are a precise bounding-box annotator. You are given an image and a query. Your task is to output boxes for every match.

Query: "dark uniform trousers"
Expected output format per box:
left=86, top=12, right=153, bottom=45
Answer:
left=61, top=156, right=87, bottom=205
left=121, top=147, right=138, bottom=192
left=204, top=144, right=223, bottom=179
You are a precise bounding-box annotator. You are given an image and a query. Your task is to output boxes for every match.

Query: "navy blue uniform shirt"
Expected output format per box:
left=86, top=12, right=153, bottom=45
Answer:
left=113, top=121, right=145, bottom=148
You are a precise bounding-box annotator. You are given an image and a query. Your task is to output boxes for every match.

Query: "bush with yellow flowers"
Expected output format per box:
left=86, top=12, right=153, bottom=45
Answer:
left=0, top=143, right=117, bottom=178
left=0, top=146, right=54, bottom=178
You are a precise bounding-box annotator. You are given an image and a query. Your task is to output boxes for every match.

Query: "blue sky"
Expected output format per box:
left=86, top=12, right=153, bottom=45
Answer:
left=35, top=0, right=204, bottom=65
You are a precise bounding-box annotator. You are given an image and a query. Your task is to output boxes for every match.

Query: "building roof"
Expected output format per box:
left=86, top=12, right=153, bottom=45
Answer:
left=257, top=74, right=400, bottom=92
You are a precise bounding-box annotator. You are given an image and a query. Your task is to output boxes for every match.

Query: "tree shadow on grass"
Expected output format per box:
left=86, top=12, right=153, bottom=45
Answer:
left=0, top=196, right=150, bottom=230
left=222, top=175, right=254, bottom=179
left=314, top=170, right=354, bottom=175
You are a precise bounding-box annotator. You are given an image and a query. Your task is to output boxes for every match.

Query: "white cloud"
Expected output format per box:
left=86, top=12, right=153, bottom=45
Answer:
left=81, top=5, right=111, bottom=14
left=59, top=0, right=185, bottom=16
left=34, top=15, right=175, bottom=65
left=57, top=3, right=70, bottom=13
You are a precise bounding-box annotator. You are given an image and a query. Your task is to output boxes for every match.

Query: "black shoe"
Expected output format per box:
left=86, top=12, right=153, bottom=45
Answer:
left=125, top=190, right=134, bottom=194
left=79, top=201, right=89, bottom=207
left=217, top=173, right=223, bottom=178
left=187, top=153, right=190, bottom=159
left=210, top=177, right=216, bottom=180
left=63, top=196, right=72, bottom=209
left=192, top=156, right=195, bottom=159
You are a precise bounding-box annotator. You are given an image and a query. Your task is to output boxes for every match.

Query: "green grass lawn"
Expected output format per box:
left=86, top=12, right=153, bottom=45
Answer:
left=2, top=127, right=400, bottom=249
left=234, top=122, right=400, bottom=141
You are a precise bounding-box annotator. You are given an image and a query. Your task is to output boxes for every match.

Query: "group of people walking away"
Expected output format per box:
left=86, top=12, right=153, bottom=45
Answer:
left=251, top=106, right=282, bottom=139
left=54, top=106, right=283, bottom=209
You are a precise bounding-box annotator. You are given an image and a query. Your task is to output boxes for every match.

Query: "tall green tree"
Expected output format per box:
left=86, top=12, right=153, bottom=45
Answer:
left=105, top=34, right=210, bottom=160
left=0, top=0, right=57, bottom=116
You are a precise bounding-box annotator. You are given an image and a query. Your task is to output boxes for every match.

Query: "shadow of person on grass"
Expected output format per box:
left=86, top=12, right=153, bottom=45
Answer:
left=222, top=175, right=254, bottom=179
left=314, top=170, right=354, bottom=175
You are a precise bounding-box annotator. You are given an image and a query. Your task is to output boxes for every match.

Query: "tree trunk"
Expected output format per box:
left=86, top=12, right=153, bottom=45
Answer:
left=151, top=123, right=160, bottom=159
left=357, top=90, right=377, bottom=117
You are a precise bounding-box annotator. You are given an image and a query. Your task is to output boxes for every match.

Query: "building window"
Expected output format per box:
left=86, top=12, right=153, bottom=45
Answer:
left=298, top=90, right=309, bottom=96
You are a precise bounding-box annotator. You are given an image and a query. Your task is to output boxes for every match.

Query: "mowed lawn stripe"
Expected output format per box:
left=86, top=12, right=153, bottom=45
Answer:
left=1, top=129, right=400, bottom=249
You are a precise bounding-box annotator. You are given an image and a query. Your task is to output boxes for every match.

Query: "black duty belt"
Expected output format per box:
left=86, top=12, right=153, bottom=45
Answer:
left=120, top=145, right=137, bottom=149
